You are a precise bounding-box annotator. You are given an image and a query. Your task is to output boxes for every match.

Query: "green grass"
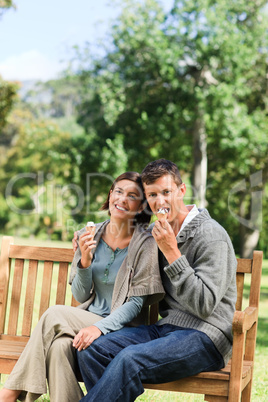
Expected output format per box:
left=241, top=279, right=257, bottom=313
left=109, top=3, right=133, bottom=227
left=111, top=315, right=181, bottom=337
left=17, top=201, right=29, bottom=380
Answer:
left=0, top=236, right=267, bottom=401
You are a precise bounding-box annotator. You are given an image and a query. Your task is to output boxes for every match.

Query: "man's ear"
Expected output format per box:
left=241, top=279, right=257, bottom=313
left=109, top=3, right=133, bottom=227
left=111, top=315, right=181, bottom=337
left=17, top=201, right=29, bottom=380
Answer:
left=179, top=183, right=186, bottom=197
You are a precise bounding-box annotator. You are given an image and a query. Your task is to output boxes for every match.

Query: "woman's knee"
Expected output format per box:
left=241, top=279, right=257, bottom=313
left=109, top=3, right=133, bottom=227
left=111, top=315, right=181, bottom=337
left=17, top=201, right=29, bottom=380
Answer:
left=43, top=304, right=69, bottom=316
left=49, top=336, right=75, bottom=360
left=40, top=305, right=73, bottom=329
left=41, top=305, right=63, bottom=321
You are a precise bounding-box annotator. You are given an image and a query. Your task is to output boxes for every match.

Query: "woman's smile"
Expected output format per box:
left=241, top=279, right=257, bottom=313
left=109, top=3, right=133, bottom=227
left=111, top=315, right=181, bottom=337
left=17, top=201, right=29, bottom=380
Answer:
left=115, top=204, right=128, bottom=212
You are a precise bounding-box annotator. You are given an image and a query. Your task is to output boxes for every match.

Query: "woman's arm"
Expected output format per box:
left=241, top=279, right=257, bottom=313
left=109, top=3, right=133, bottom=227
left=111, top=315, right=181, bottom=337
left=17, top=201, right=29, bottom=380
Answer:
left=71, top=231, right=96, bottom=302
left=95, top=295, right=146, bottom=334
left=71, top=265, right=93, bottom=303
left=73, top=296, right=146, bottom=351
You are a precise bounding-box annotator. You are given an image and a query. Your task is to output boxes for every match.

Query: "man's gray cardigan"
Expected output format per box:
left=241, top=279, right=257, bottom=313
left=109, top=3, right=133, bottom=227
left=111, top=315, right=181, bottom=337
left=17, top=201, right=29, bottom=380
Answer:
left=154, top=209, right=237, bottom=365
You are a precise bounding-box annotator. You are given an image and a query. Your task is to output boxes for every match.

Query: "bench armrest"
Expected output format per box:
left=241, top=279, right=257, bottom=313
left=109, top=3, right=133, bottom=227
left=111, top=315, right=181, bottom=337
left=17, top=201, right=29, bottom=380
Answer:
left=232, top=306, right=258, bottom=334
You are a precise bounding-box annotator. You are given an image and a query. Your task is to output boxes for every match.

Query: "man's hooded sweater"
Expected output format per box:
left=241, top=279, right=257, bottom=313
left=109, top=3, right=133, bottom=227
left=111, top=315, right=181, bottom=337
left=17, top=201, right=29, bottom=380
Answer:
left=155, top=209, right=237, bottom=365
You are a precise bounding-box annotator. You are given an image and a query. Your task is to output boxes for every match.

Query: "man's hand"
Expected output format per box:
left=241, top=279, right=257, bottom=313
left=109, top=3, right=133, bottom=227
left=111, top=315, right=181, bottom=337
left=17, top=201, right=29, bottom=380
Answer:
left=72, top=231, right=78, bottom=253
left=79, top=232, right=96, bottom=268
left=73, top=326, right=102, bottom=351
left=152, top=220, right=181, bottom=264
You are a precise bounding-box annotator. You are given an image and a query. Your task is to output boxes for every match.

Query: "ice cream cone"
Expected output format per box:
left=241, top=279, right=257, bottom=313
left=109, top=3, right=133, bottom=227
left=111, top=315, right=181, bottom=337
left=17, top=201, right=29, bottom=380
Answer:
left=86, top=221, right=96, bottom=236
left=156, top=208, right=168, bottom=221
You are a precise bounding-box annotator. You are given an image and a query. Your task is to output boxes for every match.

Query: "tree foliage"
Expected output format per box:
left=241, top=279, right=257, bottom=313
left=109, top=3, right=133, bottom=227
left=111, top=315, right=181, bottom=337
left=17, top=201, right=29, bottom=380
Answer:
left=0, top=0, right=15, bottom=17
left=0, top=0, right=267, bottom=255
left=0, top=78, right=18, bottom=131
left=0, top=0, right=15, bottom=10
left=0, top=106, right=80, bottom=240
left=71, top=0, right=268, bottom=255
left=73, top=1, right=191, bottom=172
left=23, top=76, right=83, bottom=120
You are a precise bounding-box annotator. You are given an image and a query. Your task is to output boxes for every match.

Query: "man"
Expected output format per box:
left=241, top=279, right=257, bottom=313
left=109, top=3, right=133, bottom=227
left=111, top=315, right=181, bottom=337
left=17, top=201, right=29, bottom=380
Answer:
left=76, top=159, right=237, bottom=402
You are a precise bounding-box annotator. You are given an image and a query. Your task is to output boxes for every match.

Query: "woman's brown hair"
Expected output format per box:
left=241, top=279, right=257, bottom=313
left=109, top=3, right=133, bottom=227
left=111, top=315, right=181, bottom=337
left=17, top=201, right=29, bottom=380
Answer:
left=101, top=172, right=152, bottom=226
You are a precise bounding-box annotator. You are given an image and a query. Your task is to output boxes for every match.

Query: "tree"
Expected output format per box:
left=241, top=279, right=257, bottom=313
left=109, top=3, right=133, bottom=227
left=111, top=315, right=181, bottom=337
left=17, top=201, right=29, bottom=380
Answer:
left=74, top=0, right=192, bottom=177
left=0, top=0, right=15, bottom=14
left=0, top=1, right=19, bottom=159
left=0, top=108, right=80, bottom=240
left=0, top=78, right=18, bottom=131
left=22, top=75, right=83, bottom=119
left=71, top=0, right=267, bottom=256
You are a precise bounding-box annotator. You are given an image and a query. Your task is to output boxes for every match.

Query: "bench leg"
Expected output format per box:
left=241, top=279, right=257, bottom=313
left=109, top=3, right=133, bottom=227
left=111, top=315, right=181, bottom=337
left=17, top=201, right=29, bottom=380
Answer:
left=241, top=381, right=252, bottom=402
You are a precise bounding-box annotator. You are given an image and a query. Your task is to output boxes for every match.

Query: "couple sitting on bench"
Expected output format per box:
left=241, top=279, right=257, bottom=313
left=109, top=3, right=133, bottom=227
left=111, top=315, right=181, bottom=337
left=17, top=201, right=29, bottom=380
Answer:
left=0, top=159, right=237, bottom=402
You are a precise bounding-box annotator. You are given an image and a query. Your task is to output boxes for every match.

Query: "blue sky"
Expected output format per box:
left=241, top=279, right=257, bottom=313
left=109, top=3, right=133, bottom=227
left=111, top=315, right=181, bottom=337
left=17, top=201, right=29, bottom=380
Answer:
left=0, top=0, right=122, bottom=81
left=0, top=0, right=172, bottom=82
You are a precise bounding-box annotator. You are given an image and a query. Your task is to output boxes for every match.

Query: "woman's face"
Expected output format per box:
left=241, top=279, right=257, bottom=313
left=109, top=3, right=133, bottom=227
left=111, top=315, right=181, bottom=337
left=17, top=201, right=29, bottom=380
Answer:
left=109, top=179, right=144, bottom=221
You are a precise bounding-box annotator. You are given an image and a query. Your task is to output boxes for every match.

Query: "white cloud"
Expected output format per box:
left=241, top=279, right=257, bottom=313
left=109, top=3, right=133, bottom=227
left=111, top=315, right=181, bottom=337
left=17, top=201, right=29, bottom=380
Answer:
left=0, top=50, right=63, bottom=81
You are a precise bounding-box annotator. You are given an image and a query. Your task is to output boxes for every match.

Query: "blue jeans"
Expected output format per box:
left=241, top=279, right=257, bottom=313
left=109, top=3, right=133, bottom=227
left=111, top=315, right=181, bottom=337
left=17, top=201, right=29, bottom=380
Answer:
left=77, top=324, right=224, bottom=402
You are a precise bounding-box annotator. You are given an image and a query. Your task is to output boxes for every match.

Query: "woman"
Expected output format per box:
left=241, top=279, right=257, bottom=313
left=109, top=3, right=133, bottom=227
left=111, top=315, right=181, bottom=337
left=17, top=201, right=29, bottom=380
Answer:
left=0, top=172, right=164, bottom=402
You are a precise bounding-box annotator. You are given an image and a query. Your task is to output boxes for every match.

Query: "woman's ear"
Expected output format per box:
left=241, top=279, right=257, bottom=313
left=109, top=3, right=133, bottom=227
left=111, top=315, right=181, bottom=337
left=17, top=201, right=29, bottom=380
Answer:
left=138, top=200, right=147, bottom=213
left=138, top=205, right=143, bottom=213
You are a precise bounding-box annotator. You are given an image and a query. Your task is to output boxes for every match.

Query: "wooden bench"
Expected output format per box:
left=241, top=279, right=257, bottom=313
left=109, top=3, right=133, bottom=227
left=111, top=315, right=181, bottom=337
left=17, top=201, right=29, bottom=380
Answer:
left=0, top=236, right=263, bottom=401
left=145, top=249, right=263, bottom=402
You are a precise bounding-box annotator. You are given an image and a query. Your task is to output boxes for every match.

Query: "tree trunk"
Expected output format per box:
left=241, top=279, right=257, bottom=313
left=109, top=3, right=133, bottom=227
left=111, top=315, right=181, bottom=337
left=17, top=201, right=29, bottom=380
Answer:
left=238, top=181, right=262, bottom=257
left=192, top=113, right=207, bottom=208
left=239, top=227, right=260, bottom=258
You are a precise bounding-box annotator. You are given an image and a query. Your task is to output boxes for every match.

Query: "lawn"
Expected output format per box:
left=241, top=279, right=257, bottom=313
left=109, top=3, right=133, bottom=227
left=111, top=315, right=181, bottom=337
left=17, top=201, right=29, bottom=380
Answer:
left=0, top=235, right=267, bottom=401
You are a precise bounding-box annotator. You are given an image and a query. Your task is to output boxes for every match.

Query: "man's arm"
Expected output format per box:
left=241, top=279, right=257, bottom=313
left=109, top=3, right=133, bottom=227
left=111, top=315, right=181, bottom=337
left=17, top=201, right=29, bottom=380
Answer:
left=152, top=220, right=236, bottom=319
left=152, top=220, right=181, bottom=264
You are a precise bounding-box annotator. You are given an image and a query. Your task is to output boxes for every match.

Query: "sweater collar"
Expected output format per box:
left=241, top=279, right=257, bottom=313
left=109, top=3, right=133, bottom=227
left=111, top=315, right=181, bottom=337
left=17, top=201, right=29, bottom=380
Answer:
left=177, top=204, right=199, bottom=236
left=176, top=208, right=211, bottom=242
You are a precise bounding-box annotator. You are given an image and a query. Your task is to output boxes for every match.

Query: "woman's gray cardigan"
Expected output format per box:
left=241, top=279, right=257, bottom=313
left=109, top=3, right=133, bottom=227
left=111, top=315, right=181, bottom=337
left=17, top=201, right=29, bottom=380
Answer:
left=69, top=220, right=165, bottom=327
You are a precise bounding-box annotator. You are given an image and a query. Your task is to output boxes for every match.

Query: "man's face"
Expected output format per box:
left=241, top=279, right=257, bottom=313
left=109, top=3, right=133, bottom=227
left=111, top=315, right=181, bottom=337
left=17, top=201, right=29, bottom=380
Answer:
left=143, top=174, right=186, bottom=224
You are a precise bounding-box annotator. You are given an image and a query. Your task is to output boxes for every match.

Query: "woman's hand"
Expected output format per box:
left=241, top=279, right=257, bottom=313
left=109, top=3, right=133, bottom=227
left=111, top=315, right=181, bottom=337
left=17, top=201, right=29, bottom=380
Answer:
left=73, top=326, right=102, bottom=351
left=79, top=231, right=96, bottom=268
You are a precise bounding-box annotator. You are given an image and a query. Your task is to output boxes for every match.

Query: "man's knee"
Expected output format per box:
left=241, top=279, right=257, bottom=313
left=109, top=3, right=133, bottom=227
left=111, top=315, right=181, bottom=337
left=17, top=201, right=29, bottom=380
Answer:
left=112, top=345, right=137, bottom=369
left=77, top=348, right=91, bottom=366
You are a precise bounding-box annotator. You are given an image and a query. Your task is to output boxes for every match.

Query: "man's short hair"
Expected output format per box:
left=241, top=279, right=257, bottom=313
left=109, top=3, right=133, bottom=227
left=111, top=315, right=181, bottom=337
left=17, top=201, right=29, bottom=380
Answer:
left=141, top=159, right=182, bottom=187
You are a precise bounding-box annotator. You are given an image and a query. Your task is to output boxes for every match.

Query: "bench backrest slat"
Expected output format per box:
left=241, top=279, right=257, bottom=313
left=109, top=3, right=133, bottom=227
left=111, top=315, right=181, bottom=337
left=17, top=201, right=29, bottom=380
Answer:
left=0, top=237, right=12, bottom=333
left=22, top=259, right=38, bottom=336
left=56, top=262, right=69, bottom=305
left=8, top=259, right=24, bottom=335
left=235, top=272, right=245, bottom=311
left=249, top=251, right=262, bottom=307
left=39, top=261, right=53, bottom=319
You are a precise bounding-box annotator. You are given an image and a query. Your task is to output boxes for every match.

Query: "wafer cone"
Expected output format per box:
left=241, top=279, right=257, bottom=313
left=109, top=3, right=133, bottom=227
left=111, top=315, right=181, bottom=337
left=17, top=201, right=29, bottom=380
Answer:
left=86, top=221, right=96, bottom=236
left=156, top=208, right=168, bottom=221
